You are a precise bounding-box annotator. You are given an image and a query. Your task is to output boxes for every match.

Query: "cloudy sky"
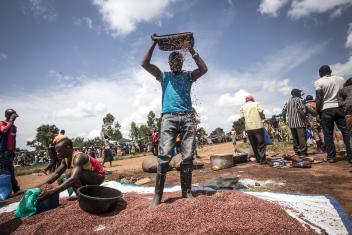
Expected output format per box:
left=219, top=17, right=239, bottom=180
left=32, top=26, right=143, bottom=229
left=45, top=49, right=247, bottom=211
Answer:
left=1, top=0, right=352, bottom=148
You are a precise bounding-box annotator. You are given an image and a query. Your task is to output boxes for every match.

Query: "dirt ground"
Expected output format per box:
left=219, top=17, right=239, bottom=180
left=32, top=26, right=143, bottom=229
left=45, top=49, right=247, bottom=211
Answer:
left=13, top=142, right=352, bottom=218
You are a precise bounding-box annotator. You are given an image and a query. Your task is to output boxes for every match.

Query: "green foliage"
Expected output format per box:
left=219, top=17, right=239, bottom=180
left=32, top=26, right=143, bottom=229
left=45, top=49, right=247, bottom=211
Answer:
left=101, top=113, right=123, bottom=141
left=147, top=111, right=156, bottom=129
left=129, top=121, right=139, bottom=140
left=72, top=137, right=85, bottom=148
left=26, top=124, right=59, bottom=150
left=85, top=137, right=103, bottom=147
left=232, top=117, right=245, bottom=134
left=210, top=127, right=225, bottom=137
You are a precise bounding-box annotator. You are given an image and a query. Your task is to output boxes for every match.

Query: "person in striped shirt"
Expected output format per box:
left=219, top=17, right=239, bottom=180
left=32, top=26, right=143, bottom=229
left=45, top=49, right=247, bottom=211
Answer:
left=283, top=89, right=308, bottom=156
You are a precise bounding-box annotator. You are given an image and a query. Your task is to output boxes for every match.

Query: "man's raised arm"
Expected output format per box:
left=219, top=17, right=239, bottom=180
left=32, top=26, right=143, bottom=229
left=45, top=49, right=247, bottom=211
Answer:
left=141, top=36, right=162, bottom=79
left=189, top=46, right=208, bottom=81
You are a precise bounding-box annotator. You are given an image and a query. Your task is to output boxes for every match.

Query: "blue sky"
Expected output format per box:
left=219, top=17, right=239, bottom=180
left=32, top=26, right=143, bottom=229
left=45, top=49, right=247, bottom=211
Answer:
left=0, top=0, right=352, bottom=148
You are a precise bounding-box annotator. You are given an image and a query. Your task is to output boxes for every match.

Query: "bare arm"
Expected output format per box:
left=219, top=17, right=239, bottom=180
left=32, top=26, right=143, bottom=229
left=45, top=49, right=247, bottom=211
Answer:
left=337, top=89, right=346, bottom=107
left=141, top=38, right=162, bottom=79
left=189, top=47, right=208, bottom=81
left=39, top=161, right=67, bottom=186
left=38, top=155, right=87, bottom=201
left=316, top=90, right=324, bottom=114
left=0, top=121, right=12, bottom=133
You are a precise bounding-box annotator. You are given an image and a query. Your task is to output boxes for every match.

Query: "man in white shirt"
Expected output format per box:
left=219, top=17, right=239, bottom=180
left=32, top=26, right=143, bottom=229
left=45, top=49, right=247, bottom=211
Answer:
left=314, top=65, right=351, bottom=164
left=240, top=96, right=266, bottom=164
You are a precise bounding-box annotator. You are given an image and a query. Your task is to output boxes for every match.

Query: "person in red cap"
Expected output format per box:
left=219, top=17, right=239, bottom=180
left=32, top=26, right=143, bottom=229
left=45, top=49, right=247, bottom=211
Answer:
left=240, top=96, right=267, bottom=164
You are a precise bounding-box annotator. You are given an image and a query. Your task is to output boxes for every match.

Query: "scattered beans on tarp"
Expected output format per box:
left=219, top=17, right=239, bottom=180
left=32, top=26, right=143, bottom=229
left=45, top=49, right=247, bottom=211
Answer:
left=0, top=191, right=316, bottom=235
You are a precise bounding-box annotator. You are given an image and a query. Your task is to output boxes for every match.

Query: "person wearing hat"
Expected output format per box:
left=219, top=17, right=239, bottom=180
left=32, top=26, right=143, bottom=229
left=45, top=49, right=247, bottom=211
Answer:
left=305, top=95, right=325, bottom=153
left=240, top=95, right=267, bottom=164
left=283, top=89, right=308, bottom=156
left=315, top=65, right=351, bottom=164
left=35, top=136, right=105, bottom=201
left=0, top=109, right=21, bottom=194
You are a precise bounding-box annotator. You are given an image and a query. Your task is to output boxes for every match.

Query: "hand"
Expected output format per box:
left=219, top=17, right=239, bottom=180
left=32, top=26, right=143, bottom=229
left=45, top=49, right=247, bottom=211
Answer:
left=151, top=33, right=157, bottom=44
left=316, top=115, right=321, bottom=123
left=37, top=189, right=54, bottom=202
left=9, top=113, right=18, bottom=122
left=186, top=40, right=195, bottom=53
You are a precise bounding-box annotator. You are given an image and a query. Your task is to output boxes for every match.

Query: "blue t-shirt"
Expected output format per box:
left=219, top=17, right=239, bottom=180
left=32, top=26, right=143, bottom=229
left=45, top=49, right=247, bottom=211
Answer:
left=158, top=71, right=193, bottom=113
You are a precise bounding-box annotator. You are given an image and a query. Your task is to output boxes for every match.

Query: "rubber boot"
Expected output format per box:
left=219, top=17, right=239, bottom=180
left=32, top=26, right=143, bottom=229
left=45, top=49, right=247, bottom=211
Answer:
left=150, top=172, right=166, bottom=207
left=180, top=163, right=194, bottom=199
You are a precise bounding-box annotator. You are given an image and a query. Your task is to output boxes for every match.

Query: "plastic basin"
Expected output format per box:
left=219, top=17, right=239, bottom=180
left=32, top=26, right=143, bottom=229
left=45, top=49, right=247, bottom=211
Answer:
left=0, top=170, right=12, bottom=201
left=77, top=185, right=122, bottom=214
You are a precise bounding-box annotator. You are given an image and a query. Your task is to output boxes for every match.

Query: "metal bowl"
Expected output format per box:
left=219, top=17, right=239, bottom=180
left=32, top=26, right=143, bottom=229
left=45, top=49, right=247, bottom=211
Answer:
left=210, top=154, right=234, bottom=171
left=77, top=185, right=122, bottom=214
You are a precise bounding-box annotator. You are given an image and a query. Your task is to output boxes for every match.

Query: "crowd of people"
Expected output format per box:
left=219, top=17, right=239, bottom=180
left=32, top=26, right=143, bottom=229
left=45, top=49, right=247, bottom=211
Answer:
left=240, top=65, right=352, bottom=171
left=0, top=34, right=351, bottom=209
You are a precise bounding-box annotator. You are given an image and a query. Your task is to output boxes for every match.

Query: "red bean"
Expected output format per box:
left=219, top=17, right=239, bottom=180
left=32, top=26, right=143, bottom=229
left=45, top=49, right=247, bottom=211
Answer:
left=0, top=191, right=316, bottom=235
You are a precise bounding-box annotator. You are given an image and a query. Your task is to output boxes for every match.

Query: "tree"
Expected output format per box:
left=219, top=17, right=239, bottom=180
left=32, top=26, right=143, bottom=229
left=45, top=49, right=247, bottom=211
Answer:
left=147, top=111, right=156, bottom=129
left=85, top=137, right=103, bottom=147
left=232, top=117, right=245, bottom=134
left=210, top=128, right=225, bottom=137
left=27, top=124, right=59, bottom=150
left=101, top=113, right=122, bottom=141
left=130, top=122, right=139, bottom=140
left=72, top=137, right=85, bottom=148
left=139, top=124, right=151, bottom=142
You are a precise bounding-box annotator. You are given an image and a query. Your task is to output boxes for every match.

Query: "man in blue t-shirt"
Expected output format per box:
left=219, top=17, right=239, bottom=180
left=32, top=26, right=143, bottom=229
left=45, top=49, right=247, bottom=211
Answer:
left=142, top=34, right=208, bottom=207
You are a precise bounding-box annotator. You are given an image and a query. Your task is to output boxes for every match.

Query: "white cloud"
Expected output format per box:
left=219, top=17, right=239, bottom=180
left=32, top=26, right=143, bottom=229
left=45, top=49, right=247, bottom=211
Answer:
left=3, top=41, right=326, bottom=147
left=346, top=23, right=352, bottom=48
left=53, top=102, right=108, bottom=119
left=0, top=53, right=7, bottom=61
left=216, top=89, right=250, bottom=107
left=331, top=56, right=352, bottom=78
left=1, top=68, right=163, bottom=147
left=288, top=0, right=352, bottom=19
left=92, top=0, right=174, bottom=36
left=48, top=70, right=87, bottom=87
left=262, top=79, right=292, bottom=95
left=73, top=17, right=93, bottom=29
left=28, top=0, right=57, bottom=21
left=258, top=0, right=289, bottom=17
left=87, top=129, right=101, bottom=139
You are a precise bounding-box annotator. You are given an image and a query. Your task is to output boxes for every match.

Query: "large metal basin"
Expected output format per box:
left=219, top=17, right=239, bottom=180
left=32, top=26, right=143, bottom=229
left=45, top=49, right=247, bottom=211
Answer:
left=210, top=154, right=234, bottom=171
left=77, top=185, right=122, bottom=214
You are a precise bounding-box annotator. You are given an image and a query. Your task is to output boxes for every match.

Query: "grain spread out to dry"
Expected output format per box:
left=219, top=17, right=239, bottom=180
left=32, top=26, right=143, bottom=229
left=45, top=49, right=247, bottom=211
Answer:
left=0, top=191, right=316, bottom=235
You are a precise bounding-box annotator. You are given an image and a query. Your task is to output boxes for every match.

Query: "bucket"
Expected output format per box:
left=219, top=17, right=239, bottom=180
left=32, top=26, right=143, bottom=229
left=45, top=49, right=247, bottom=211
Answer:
left=152, top=32, right=194, bottom=51
left=0, top=170, right=12, bottom=200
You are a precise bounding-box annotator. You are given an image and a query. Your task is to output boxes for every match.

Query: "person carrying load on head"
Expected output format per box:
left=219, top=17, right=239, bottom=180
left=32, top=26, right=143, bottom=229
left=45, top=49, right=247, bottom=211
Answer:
left=141, top=33, right=208, bottom=207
